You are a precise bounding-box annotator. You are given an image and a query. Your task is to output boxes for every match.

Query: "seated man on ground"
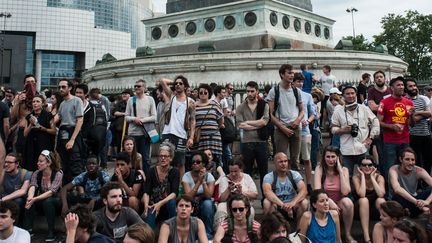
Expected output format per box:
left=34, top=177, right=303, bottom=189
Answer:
left=262, top=152, right=309, bottom=222
left=158, top=195, right=208, bottom=243
left=94, top=182, right=144, bottom=243
left=60, top=156, right=110, bottom=215
left=389, top=147, right=432, bottom=217
left=0, top=201, right=30, bottom=243
left=0, top=153, right=32, bottom=224
left=110, top=152, right=144, bottom=212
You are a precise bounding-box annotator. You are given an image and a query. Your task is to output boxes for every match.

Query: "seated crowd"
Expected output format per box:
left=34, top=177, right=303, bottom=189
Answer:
left=0, top=67, right=431, bottom=243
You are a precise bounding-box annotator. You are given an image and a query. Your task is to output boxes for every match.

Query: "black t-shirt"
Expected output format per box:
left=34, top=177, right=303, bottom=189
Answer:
left=110, top=169, right=144, bottom=189
left=143, top=166, right=179, bottom=204
left=357, top=82, right=368, bottom=104
left=0, top=101, right=10, bottom=140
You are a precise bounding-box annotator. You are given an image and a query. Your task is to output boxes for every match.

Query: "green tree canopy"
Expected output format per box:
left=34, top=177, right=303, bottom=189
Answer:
left=342, top=34, right=373, bottom=51
left=374, top=10, right=432, bottom=79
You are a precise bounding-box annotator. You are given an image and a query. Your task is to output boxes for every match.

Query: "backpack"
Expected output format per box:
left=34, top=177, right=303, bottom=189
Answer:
left=271, top=170, right=298, bottom=193
left=91, top=102, right=107, bottom=127
left=221, top=215, right=258, bottom=243
left=273, top=85, right=300, bottom=116
left=81, top=171, right=106, bottom=188
left=256, top=99, right=271, bottom=140
left=220, top=117, right=236, bottom=143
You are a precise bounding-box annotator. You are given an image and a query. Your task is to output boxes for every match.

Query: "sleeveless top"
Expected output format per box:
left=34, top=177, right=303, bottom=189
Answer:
left=324, top=174, right=342, bottom=202
left=307, top=211, right=336, bottom=243
left=396, top=166, right=418, bottom=196
left=164, top=217, right=198, bottom=243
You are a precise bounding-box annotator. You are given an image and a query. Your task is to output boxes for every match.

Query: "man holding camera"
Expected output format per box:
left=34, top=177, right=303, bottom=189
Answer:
left=331, top=85, right=380, bottom=175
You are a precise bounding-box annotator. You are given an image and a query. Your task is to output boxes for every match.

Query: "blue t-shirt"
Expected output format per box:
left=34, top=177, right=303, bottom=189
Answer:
left=302, top=70, right=315, bottom=93
left=1, top=168, right=32, bottom=196
left=72, top=171, right=111, bottom=199
left=263, top=170, right=303, bottom=203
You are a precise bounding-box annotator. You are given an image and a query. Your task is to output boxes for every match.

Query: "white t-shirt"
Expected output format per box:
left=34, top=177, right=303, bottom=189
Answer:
left=320, top=74, right=336, bottom=96
left=0, top=226, right=31, bottom=243
left=218, top=173, right=257, bottom=195
left=182, top=171, right=215, bottom=196
left=162, top=96, right=193, bottom=139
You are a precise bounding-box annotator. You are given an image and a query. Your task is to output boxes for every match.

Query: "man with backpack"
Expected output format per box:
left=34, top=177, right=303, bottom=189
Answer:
left=262, top=152, right=308, bottom=222
left=125, top=79, right=157, bottom=175
left=60, top=156, right=110, bottom=215
left=236, top=81, right=269, bottom=189
left=266, top=64, right=304, bottom=170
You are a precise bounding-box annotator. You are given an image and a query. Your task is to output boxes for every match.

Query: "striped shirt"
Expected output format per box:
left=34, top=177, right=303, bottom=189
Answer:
left=221, top=219, right=261, bottom=243
left=409, top=95, right=430, bottom=136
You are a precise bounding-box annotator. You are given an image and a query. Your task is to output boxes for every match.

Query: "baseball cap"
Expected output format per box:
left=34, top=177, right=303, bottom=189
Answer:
left=122, top=89, right=133, bottom=96
left=329, top=87, right=342, bottom=95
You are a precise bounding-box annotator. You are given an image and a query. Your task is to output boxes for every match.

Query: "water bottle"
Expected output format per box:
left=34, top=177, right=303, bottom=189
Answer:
left=30, top=114, right=40, bottom=128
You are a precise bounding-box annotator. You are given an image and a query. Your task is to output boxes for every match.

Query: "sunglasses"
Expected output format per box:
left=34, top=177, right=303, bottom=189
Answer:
left=192, top=160, right=202, bottom=164
left=134, top=85, right=142, bottom=88
left=199, top=91, right=208, bottom=95
left=58, top=85, right=68, bottom=89
left=175, top=82, right=184, bottom=86
left=361, top=163, right=375, bottom=168
left=231, top=207, right=245, bottom=213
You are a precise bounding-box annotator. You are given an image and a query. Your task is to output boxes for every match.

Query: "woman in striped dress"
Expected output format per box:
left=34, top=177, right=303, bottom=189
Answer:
left=194, top=83, right=224, bottom=160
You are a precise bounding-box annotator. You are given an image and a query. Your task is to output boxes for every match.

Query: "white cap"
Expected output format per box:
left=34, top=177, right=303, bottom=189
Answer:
left=329, top=87, right=342, bottom=95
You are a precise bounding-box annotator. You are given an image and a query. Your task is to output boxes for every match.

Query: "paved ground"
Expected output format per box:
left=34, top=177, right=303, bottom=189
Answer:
left=31, top=134, right=372, bottom=242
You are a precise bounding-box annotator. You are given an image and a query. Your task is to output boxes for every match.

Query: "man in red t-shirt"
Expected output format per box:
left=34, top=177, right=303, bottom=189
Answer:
left=377, top=76, right=414, bottom=179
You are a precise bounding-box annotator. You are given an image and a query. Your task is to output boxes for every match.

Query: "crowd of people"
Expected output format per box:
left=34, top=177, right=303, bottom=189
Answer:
left=0, top=63, right=431, bottom=243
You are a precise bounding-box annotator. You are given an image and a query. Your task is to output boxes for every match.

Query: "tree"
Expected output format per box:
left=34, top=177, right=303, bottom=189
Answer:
left=373, top=11, right=432, bottom=79
left=342, top=34, right=373, bottom=51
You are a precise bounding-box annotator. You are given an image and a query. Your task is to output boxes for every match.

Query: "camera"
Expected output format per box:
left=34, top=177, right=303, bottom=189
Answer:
left=351, top=124, right=359, bottom=137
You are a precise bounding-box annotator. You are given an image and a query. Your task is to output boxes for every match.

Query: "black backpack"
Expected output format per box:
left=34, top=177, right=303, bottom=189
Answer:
left=221, top=215, right=258, bottom=243
left=271, top=170, right=298, bottom=193
left=273, top=85, right=301, bottom=116
left=91, top=102, right=107, bottom=127
left=256, top=99, right=271, bottom=140
left=220, top=117, right=236, bottom=143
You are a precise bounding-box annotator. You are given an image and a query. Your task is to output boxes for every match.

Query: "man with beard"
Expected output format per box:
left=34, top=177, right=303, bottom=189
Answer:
left=331, top=85, right=380, bottom=175
left=378, top=77, right=414, bottom=179
left=389, top=147, right=432, bottom=217
left=54, top=79, right=84, bottom=183
left=236, top=81, right=269, bottom=189
left=60, top=156, right=111, bottom=215
left=405, top=78, right=432, bottom=174
left=159, top=76, right=196, bottom=178
left=94, top=182, right=144, bottom=242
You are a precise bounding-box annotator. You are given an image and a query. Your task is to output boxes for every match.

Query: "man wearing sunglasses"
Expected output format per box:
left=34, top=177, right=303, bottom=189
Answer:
left=158, top=76, right=196, bottom=178
left=54, top=79, right=84, bottom=183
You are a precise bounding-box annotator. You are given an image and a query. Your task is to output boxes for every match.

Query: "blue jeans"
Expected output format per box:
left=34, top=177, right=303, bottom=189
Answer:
left=310, top=123, right=321, bottom=169
left=199, top=199, right=215, bottom=240
left=383, top=142, right=409, bottom=179
left=144, top=199, right=176, bottom=229
left=132, top=135, right=151, bottom=175
left=222, top=142, right=233, bottom=174
left=342, top=153, right=367, bottom=176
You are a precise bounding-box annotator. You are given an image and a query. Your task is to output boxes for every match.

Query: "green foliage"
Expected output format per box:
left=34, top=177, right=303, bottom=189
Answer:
left=373, top=10, right=432, bottom=79
left=342, top=34, right=373, bottom=51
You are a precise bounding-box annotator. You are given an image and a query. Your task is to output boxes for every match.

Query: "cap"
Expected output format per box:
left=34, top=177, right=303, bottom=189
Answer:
left=342, top=85, right=357, bottom=94
left=122, top=89, right=133, bottom=96
left=329, top=87, right=342, bottom=95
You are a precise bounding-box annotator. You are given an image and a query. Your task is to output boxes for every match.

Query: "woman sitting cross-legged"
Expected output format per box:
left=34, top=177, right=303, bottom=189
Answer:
left=23, top=150, right=63, bottom=242
left=213, top=194, right=260, bottom=243
left=299, top=189, right=342, bottom=243
left=352, top=155, right=386, bottom=243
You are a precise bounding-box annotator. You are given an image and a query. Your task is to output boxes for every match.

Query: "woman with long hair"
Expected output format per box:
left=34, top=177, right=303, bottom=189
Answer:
left=47, top=91, right=63, bottom=116
left=299, top=189, right=342, bottom=243
left=213, top=194, right=260, bottom=243
left=23, top=95, right=56, bottom=171
left=260, top=211, right=291, bottom=243
left=23, top=150, right=62, bottom=242
left=372, top=201, right=408, bottom=243
left=314, top=146, right=355, bottom=243
left=194, top=83, right=224, bottom=161
left=352, top=155, right=386, bottom=243
left=122, top=136, right=143, bottom=171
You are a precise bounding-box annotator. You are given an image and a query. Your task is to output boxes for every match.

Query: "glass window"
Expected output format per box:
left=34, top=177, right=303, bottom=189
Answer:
left=41, top=52, right=77, bottom=89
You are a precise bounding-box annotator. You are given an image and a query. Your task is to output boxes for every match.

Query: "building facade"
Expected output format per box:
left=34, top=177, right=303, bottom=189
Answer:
left=0, top=0, right=154, bottom=90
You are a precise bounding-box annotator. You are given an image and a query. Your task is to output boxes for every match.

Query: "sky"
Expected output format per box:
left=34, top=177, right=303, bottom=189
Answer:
left=153, top=0, right=432, bottom=45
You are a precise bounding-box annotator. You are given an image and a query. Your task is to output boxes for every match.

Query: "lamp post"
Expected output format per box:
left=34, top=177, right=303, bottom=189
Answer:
left=346, top=7, right=358, bottom=38
left=0, top=12, right=12, bottom=85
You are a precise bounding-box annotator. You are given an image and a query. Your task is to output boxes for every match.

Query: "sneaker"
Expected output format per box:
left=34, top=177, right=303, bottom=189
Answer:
left=45, top=232, right=55, bottom=242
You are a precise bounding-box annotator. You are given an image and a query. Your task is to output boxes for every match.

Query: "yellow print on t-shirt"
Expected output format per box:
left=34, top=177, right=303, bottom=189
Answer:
left=391, top=102, right=407, bottom=123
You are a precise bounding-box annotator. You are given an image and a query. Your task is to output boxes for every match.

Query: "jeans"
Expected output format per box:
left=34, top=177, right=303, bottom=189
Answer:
left=342, top=153, right=367, bottom=176
left=310, top=123, right=321, bottom=169
left=222, top=142, right=233, bottom=174
left=241, top=142, right=268, bottom=190
left=274, top=127, right=301, bottom=169
left=23, top=197, right=60, bottom=234
left=57, top=127, right=85, bottom=184
left=199, top=199, right=215, bottom=240
left=100, top=129, right=112, bottom=167
left=132, top=135, right=151, bottom=175
left=392, top=186, right=432, bottom=217
left=383, top=142, right=409, bottom=179
left=410, top=135, right=432, bottom=174
left=144, top=199, right=176, bottom=229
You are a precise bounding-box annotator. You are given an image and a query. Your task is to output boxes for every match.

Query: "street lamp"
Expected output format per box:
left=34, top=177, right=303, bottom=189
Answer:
left=0, top=12, right=12, bottom=85
left=346, top=7, right=358, bottom=38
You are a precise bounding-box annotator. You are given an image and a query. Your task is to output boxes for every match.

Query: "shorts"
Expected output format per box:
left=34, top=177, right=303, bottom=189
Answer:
left=300, top=134, right=312, bottom=161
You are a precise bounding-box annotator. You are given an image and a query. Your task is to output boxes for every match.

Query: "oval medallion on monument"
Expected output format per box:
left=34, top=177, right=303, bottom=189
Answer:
left=224, top=15, right=236, bottom=30
left=270, top=12, right=278, bottom=26
left=168, top=24, right=179, bottom=37
left=315, top=24, right=321, bottom=37
left=305, top=22, right=311, bottom=34
left=205, top=19, right=216, bottom=32
left=186, top=22, right=197, bottom=35
left=152, top=27, right=162, bottom=40
left=244, top=12, right=257, bottom=26
left=282, top=15, right=290, bottom=29
left=324, top=27, right=330, bottom=39
left=294, top=18, right=301, bottom=32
